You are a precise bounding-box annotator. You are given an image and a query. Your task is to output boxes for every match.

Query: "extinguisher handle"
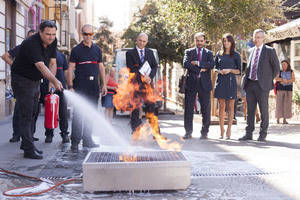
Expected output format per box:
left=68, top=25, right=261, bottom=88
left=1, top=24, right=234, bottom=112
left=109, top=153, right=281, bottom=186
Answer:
left=50, top=88, right=55, bottom=94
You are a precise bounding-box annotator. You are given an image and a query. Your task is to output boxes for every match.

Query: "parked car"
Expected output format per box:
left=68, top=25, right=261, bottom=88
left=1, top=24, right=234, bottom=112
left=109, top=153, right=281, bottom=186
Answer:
left=112, top=48, right=162, bottom=115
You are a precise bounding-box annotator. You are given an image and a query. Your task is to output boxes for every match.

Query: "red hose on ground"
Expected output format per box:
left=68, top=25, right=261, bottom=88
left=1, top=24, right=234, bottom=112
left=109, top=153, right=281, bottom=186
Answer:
left=0, top=168, right=82, bottom=197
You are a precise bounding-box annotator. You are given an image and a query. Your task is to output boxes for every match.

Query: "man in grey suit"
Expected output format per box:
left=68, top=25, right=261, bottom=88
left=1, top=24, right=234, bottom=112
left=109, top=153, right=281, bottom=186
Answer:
left=239, top=29, right=280, bottom=142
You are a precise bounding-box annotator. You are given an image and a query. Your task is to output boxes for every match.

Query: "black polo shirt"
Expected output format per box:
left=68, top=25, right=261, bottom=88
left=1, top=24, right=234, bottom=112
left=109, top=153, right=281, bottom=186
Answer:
left=8, top=45, right=21, bottom=58
left=56, top=50, right=68, bottom=88
left=69, top=42, right=102, bottom=79
left=11, top=33, right=57, bottom=81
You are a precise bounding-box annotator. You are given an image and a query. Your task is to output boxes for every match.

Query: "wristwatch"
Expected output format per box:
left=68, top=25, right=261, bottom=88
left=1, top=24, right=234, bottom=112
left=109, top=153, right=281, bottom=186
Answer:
left=68, top=85, right=73, bottom=89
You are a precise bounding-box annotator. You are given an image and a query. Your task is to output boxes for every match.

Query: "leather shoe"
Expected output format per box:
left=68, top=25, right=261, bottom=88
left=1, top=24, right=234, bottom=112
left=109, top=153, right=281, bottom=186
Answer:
left=61, top=134, right=70, bottom=143
left=71, top=144, right=79, bottom=153
left=45, top=135, right=53, bottom=143
left=24, top=152, right=43, bottom=159
left=257, top=136, right=266, bottom=142
left=33, top=137, right=39, bottom=141
left=200, top=135, right=208, bottom=139
left=83, top=143, right=99, bottom=148
left=34, top=148, right=43, bottom=154
left=9, top=136, right=20, bottom=143
left=239, top=135, right=253, bottom=141
left=183, top=134, right=192, bottom=139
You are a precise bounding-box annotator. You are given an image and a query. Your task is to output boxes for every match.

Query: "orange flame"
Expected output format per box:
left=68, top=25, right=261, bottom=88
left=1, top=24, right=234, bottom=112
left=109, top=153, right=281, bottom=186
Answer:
left=119, top=154, right=137, bottom=162
left=113, top=67, right=162, bottom=112
left=113, top=67, right=182, bottom=152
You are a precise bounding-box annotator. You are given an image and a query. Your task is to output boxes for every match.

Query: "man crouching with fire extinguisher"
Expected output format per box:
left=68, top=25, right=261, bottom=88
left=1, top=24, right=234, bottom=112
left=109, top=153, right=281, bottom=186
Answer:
left=67, top=24, right=107, bottom=153
left=11, top=21, right=63, bottom=159
left=40, top=50, right=70, bottom=144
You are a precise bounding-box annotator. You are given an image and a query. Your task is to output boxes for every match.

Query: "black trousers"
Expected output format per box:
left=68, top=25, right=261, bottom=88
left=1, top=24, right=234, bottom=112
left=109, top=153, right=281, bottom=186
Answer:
left=245, top=80, right=270, bottom=137
left=71, top=94, right=98, bottom=145
left=130, top=102, right=156, bottom=132
left=11, top=74, right=40, bottom=153
left=71, top=78, right=99, bottom=145
left=184, top=79, right=211, bottom=136
left=12, top=101, right=20, bottom=137
left=130, top=75, right=158, bottom=132
left=45, top=91, right=69, bottom=136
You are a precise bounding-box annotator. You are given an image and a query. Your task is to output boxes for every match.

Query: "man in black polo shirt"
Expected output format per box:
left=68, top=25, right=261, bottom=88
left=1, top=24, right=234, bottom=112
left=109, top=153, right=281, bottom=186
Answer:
left=40, top=50, right=70, bottom=144
left=1, top=29, right=36, bottom=143
left=67, top=24, right=107, bottom=152
left=11, top=20, right=63, bottom=159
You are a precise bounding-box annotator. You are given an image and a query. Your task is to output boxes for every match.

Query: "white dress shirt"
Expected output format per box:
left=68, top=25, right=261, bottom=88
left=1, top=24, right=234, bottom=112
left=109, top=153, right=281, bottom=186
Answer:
left=249, top=44, right=264, bottom=80
left=136, top=46, right=145, bottom=60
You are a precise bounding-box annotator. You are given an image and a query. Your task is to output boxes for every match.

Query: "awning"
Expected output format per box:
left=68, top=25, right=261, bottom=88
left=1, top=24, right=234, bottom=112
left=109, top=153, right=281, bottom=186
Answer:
left=266, top=18, right=300, bottom=43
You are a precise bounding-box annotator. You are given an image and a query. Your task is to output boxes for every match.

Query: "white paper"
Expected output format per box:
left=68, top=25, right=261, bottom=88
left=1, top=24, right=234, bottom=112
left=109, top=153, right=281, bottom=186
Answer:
left=139, top=61, right=151, bottom=76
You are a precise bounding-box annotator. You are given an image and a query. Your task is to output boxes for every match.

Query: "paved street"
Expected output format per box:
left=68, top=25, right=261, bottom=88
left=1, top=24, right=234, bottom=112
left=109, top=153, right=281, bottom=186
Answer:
left=0, top=110, right=300, bottom=199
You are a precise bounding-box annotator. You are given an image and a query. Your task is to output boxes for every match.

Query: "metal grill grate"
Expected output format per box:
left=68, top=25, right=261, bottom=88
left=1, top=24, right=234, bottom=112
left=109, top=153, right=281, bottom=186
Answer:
left=86, top=151, right=186, bottom=163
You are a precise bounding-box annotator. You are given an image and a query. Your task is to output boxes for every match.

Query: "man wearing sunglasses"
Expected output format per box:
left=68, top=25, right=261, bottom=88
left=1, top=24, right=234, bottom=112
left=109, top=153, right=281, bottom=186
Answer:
left=67, top=24, right=107, bottom=152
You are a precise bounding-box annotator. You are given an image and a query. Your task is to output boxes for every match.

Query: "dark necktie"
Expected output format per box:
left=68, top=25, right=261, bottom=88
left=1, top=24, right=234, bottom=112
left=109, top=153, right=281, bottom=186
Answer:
left=250, top=48, right=260, bottom=80
left=198, top=48, right=202, bottom=63
left=140, top=50, right=144, bottom=63
left=197, top=48, right=202, bottom=78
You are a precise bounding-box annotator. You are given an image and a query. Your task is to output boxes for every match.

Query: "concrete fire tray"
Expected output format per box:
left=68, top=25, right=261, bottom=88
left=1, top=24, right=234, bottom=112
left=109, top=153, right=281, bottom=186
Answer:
left=82, top=151, right=191, bottom=192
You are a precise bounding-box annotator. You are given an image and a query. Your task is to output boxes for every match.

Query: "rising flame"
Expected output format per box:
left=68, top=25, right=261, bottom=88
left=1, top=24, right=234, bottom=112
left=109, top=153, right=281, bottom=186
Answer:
left=113, top=67, right=182, bottom=152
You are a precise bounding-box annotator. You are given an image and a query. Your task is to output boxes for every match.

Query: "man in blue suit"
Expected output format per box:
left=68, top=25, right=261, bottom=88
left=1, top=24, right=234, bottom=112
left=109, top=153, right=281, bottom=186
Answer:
left=183, top=32, right=214, bottom=139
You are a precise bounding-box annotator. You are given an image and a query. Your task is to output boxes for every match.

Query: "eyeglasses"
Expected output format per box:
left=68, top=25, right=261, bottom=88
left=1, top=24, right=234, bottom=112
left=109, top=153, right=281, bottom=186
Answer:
left=82, top=32, right=93, bottom=36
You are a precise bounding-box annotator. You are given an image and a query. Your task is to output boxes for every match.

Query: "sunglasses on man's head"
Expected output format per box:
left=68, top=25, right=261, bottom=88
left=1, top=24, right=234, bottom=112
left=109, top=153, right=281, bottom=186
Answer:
left=82, top=32, right=93, bottom=36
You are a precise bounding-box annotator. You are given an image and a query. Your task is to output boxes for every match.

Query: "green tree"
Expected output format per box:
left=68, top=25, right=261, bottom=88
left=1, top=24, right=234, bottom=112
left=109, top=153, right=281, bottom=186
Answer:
left=94, top=17, right=115, bottom=64
left=158, top=0, right=287, bottom=48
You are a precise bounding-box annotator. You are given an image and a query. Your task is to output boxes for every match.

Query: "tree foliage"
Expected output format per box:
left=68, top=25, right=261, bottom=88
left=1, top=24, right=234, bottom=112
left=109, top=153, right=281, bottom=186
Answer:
left=158, top=0, right=286, bottom=47
left=122, top=0, right=185, bottom=65
left=123, top=0, right=287, bottom=64
left=94, top=17, right=115, bottom=63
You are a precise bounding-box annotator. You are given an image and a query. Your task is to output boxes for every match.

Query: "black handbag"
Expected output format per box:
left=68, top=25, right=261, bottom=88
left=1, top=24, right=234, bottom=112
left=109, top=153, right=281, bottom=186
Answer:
left=178, top=69, right=187, bottom=94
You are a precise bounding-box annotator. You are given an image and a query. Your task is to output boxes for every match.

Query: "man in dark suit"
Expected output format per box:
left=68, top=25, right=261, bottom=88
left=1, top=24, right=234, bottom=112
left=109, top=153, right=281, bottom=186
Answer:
left=239, top=29, right=280, bottom=142
left=126, top=32, right=159, bottom=134
left=183, top=32, right=214, bottom=139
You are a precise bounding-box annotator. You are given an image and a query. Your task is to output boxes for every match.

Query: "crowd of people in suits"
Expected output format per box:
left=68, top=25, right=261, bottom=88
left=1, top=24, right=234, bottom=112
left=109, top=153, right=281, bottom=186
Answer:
left=182, top=29, right=283, bottom=143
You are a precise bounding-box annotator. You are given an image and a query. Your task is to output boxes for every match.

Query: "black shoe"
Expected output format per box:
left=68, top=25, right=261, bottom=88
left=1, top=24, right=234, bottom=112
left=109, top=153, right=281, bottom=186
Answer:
left=24, top=152, right=43, bottom=159
left=71, top=144, right=79, bottom=153
left=33, top=137, right=39, bottom=141
left=83, top=143, right=99, bottom=148
left=34, top=148, right=43, bottom=154
left=239, top=135, right=253, bottom=141
left=257, top=136, right=266, bottom=142
left=61, top=134, right=70, bottom=143
left=200, top=135, right=208, bottom=139
left=9, top=136, right=20, bottom=143
left=45, top=135, right=53, bottom=143
left=183, top=134, right=192, bottom=139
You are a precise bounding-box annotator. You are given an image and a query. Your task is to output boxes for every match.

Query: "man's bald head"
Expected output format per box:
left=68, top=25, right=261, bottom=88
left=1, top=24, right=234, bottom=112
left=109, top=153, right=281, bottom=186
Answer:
left=136, top=32, right=148, bottom=49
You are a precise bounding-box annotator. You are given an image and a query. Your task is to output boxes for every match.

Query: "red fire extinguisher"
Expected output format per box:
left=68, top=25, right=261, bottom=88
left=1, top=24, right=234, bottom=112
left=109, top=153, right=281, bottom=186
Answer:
left=44, top=88, right=59, bottom=129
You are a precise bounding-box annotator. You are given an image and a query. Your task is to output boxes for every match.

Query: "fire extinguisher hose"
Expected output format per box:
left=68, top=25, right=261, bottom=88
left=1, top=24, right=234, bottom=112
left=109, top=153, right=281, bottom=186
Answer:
left=0, top=167, right=82, bottom=197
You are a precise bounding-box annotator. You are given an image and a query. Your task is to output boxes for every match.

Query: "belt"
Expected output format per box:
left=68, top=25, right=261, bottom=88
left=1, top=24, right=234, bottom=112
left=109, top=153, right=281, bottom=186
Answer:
left=76, top=61, right=98, bottom=65
left=248, top=78, right=258, bottom=82
left=76, top=76, right=95, bottom=80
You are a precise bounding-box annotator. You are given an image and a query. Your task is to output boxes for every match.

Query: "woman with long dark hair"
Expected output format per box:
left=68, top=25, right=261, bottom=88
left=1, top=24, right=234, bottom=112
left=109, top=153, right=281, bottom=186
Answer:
left=214, top=33, right=241, bottom=139
left=275, top=60, right=295, bottom=124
